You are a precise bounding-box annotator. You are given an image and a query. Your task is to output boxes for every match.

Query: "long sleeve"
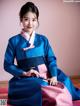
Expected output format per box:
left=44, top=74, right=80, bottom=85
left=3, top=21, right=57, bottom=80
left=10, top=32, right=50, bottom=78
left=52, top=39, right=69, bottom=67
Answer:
left=44, top=37, right=57, bottom=77
left=4, top=38, right=24, bottom=77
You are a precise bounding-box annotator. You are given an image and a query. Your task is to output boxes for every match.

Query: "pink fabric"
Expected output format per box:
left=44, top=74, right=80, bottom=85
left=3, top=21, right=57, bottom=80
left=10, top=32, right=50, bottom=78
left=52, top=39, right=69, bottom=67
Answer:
left=73, top=100, right=80, bottom=106
left=37, top=64, right=73, bottom=106
left=42, top=83, right=73, bottom=106
left=38, top=64, right=48, bottom=79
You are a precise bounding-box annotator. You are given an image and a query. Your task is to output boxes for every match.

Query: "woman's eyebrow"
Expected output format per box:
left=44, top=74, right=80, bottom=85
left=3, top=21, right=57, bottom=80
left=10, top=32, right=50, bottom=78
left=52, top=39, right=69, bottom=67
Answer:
left=23, top=16, right=37, bottom=19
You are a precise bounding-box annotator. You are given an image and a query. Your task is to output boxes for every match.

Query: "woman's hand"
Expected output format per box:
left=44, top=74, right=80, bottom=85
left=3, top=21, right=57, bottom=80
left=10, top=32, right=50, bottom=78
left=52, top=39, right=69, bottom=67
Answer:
left=22, top=69, right=40, bottom=77
left=48, top=76, right=58, bottom=86
left=30, top=69, right=40, bottom=77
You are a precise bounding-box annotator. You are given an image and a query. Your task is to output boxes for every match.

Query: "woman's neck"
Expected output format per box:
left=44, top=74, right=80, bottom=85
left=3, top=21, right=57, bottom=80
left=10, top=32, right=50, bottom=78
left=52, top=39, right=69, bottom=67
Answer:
left=23, top=29, right=33, bottom=37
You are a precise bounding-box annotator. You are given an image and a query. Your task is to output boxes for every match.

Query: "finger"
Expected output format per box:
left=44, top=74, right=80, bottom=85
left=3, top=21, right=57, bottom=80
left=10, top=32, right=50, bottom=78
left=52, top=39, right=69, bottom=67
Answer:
left=32, top=71, right=40, bottom=77
left=50, top=80, right=53, bottom=85
left=52, top=81, right=58, bottom=86
left=35, top=72, right=40, bottom=77
left=52, top=82, right=56, bottom=86
left=49, top=79, right=57, bottom=85
left=31, top=73, right=36, bottom=77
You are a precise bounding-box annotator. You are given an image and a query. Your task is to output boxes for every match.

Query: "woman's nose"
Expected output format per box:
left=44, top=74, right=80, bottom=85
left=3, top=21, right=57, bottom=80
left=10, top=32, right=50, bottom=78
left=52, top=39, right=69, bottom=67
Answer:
left=28, top=20, right=32, bottom=26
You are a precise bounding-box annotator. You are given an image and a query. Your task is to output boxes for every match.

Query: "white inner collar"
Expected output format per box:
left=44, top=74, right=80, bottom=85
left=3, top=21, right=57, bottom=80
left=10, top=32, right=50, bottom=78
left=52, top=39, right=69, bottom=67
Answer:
left=21, top=31, right=35, bottom=46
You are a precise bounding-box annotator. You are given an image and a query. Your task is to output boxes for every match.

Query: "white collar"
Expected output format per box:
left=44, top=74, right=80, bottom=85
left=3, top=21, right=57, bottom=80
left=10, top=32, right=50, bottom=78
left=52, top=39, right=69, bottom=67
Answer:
left=21, top=30, right=35, bottom=46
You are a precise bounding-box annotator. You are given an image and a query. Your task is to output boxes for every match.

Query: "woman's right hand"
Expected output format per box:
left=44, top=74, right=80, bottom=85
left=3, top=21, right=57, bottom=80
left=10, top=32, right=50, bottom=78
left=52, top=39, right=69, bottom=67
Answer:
left=22, top=69, right=40, bottom=77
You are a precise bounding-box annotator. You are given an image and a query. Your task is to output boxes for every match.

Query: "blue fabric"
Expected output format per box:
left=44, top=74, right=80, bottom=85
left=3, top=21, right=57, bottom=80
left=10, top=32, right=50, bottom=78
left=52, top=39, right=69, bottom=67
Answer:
left=4, top=33, right=80, bottom=105
left=8, top=77, right=44, bottom=106
left=17, top=56, right=46, bottom=71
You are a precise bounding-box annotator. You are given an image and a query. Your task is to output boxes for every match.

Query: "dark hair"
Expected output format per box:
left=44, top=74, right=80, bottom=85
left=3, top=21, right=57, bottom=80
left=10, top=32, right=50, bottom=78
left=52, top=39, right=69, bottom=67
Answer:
left=19, top=2, right=39, bottom=22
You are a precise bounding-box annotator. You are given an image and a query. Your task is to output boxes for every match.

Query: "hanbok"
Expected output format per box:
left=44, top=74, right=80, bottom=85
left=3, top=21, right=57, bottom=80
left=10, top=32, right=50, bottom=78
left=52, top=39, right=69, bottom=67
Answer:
left=4, top=32, right=80, bottom=106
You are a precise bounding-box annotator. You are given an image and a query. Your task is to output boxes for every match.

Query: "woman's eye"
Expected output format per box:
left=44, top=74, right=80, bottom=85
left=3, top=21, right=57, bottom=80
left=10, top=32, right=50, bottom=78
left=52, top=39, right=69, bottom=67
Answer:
left=24, top=18, right=28, bottom=21
left=33, top=19, right=35, bottom=21
left=24, top=18, right=37, bottom=22
left=32, top=18, right=37, bottom=22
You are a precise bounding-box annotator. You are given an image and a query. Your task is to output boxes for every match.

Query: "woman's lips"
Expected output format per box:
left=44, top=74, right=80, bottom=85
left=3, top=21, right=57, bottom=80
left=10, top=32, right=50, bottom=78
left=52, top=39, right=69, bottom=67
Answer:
left=27, top=27, right=32, bottom=28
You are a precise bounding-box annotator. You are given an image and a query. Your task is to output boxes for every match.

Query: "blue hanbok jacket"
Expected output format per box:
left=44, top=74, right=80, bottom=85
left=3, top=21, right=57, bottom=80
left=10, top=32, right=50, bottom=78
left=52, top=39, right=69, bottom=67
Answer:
left=4, top=33, right=80, bottom=106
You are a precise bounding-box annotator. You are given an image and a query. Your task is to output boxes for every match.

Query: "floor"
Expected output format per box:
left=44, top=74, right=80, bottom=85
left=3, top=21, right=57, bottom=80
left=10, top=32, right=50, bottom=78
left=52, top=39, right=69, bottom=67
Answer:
left=70, top=76, right=80, bottom=88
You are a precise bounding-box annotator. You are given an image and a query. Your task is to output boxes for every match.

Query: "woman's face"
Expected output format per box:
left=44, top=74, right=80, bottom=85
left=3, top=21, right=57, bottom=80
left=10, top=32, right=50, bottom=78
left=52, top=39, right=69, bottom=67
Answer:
left=21, top=12, right=38, bottom=34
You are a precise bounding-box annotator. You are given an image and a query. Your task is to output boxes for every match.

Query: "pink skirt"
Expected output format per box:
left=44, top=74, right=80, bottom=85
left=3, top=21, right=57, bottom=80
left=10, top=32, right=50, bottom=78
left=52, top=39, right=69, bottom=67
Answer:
left=42, top=82, right=73, bottom=106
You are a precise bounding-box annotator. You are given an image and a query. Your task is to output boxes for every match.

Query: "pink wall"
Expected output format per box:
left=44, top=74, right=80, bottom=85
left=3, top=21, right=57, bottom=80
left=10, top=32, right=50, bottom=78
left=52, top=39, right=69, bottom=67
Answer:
left=0, top=0, right=80, bottom=80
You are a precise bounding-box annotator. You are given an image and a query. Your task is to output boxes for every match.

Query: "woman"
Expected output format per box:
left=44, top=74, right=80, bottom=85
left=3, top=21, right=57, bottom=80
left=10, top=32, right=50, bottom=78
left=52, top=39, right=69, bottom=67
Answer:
left=4, top=2, right=80, bottom=106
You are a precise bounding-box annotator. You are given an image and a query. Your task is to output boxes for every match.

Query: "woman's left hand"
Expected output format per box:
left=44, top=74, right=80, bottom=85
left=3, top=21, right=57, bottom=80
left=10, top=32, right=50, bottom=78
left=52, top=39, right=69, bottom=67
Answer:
left=49, top=76, right=58, bottom=86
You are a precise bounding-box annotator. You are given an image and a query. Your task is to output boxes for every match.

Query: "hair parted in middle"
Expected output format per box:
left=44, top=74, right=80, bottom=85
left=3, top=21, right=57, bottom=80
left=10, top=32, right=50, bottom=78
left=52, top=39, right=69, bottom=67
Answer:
left=19, top=2, right=39, bottom=22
